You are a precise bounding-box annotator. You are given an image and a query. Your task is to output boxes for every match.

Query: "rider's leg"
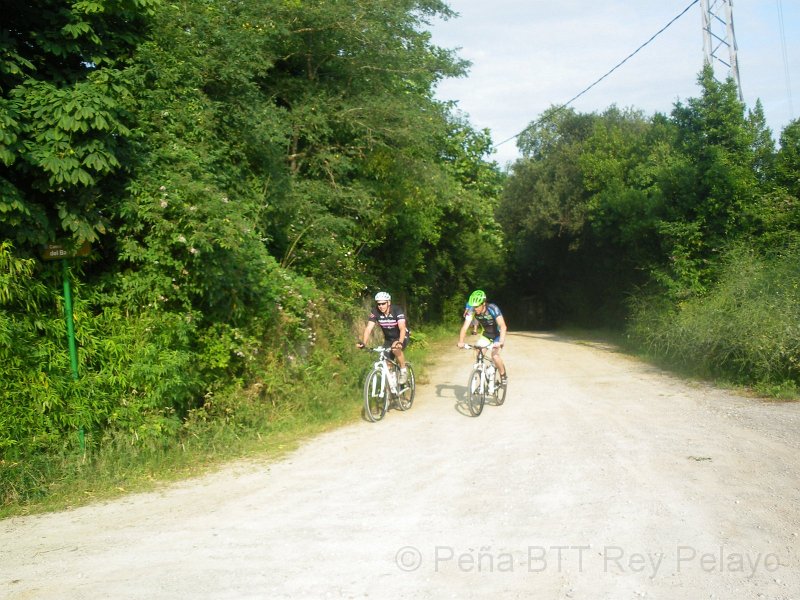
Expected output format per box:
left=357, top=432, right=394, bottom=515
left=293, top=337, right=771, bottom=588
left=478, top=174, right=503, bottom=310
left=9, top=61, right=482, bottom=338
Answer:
left=391, top=343, right=406, bottom=369
left=491, top=347, right=506, bottom=377
left=393, top=339, right=409, bottom=383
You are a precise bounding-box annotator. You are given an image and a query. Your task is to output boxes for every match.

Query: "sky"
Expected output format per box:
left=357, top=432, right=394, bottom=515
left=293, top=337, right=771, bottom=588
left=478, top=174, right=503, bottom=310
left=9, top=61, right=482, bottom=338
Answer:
left=428, top=0, right=799, bottom=166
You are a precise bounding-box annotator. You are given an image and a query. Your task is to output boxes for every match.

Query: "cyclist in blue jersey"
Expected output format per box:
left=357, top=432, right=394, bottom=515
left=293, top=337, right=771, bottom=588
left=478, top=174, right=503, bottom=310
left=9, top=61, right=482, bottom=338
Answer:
left=357, top=291, right=410, bottom=383
left=457, top=289, right=508, bottom=387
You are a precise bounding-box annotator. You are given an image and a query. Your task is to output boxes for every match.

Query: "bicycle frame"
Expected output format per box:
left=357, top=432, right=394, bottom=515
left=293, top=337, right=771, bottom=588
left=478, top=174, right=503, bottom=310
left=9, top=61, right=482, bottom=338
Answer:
left=462, top=340, right=499, bottom=416
left=369, top=347, right=399, bottom=397
left=471, top=347, right=497, bottom=393
left=362, top=346, right=415, bottom=422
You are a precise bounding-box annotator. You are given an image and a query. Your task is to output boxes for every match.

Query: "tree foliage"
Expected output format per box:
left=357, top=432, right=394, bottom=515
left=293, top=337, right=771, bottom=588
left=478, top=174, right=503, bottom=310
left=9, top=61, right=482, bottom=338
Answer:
left=500, top=65, right=793, bottom=326
left=1, top=0, right=159, bottom=246
left=0, top=0, right=504, bottom=461
left=501, top=66, right=799, bottom=391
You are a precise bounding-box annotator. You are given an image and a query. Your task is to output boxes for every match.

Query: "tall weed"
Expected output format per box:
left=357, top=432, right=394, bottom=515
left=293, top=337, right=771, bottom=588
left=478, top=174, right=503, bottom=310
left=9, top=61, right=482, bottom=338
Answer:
left=628, top=245, right=800, bottom=393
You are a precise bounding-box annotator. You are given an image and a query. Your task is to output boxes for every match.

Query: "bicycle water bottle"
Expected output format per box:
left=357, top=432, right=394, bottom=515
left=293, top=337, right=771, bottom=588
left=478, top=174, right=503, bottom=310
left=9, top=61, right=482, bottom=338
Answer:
left=487, top=365, right=495, bottom=394
left=388, top=367, right=398, bottom=393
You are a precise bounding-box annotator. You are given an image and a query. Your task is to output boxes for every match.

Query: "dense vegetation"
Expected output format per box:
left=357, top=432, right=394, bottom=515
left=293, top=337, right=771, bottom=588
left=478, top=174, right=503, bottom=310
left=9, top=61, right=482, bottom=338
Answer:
left=0, top=0, right=504, bottom=507
left=2, top=1, right=798, bottom=511
left=499, top=66, right=800, bottom=394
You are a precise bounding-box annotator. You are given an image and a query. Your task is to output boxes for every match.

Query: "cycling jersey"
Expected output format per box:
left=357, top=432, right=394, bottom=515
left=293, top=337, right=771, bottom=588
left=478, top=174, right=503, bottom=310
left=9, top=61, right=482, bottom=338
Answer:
left=465, top=303, right=503, bottom=340
left=369, top=305, right=410, bottom=343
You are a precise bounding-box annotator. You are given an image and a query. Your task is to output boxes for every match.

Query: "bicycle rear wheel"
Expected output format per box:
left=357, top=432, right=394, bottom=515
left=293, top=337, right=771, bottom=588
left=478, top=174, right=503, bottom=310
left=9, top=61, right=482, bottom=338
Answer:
left=363, top=368, right=388, bottom=422
left=467, top=368, right=485, bottom=416
left=396, top=364, right=415, bottom=411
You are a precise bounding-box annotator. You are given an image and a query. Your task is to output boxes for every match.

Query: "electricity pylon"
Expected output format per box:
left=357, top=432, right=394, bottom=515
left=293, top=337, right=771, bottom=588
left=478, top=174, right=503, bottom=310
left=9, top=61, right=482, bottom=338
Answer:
left=701, top=0, right=743, bottom=100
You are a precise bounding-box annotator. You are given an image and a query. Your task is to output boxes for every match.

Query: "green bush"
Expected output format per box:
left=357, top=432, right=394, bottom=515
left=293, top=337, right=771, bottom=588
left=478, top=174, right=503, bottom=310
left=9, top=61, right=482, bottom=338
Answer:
left=0, top=234, right=378, bottom=508
left=628, top=244, right=800, bottom=394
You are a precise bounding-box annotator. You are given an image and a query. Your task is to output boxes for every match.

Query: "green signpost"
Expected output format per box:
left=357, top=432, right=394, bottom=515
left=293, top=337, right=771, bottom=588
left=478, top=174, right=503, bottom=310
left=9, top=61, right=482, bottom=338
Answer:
left=42, top=241, right=91, bottom=450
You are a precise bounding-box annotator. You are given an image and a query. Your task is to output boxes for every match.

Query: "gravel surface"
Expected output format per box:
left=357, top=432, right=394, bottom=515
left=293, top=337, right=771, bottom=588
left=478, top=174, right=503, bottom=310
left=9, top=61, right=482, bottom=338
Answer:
left=2, top=331, right=799, bottom=599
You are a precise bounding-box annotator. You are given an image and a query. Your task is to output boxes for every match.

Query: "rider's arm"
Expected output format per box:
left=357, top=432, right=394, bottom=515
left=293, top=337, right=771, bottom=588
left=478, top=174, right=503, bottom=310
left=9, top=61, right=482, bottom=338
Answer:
left=457, top=313, right=472, bottom=346
left=395, top=318, right=407, bottom=347
left=496, top=315, right=507, bottom=347
left=360, top=321, right=376, bottom=347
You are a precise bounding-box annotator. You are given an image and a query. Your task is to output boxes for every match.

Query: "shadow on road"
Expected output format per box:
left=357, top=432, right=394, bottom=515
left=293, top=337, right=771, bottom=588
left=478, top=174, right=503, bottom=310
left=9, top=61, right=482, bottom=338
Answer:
left=435, top=383, right=469, bottom=415
left=436, top=382, right=501, bottom=417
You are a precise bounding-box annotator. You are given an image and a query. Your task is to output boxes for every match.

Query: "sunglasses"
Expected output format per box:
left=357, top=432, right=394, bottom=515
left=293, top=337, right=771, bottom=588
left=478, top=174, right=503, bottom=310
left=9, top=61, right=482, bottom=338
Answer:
left=376, top=301, right=388, bottom=306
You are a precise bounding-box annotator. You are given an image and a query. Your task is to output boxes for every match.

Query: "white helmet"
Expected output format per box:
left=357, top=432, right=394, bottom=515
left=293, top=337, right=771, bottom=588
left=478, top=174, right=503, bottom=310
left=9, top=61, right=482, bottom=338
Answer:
left=374, top=291, right=391, bottom=302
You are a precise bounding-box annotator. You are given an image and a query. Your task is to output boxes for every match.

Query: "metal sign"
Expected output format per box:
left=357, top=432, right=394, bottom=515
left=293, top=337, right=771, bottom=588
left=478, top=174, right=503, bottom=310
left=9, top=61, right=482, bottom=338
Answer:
left=41, top=241, right=91, bottom=261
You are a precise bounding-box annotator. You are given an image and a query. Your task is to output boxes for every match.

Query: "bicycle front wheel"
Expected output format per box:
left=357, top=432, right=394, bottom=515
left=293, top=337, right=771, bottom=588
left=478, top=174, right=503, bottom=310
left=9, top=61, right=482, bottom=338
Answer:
left=396, top=364, right=416, bottom=411
left=363, top=368, right=388, bottom=422
left=467, top=368, right=485, bottom=417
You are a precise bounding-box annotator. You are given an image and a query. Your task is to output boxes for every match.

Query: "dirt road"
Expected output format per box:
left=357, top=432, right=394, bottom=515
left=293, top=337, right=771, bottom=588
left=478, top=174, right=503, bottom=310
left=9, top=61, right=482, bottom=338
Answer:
left=2, top=332, right=799, bottom=599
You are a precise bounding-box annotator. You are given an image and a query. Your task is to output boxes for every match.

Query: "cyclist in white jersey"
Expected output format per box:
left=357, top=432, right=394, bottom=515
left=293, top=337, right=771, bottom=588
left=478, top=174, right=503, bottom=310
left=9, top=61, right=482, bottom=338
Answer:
left=357, top=291, right=410, bottom=383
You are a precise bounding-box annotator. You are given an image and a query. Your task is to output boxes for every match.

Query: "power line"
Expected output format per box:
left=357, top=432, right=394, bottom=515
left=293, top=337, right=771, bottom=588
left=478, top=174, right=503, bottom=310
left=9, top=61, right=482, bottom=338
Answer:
left=495, top=0, right=700, bottom=149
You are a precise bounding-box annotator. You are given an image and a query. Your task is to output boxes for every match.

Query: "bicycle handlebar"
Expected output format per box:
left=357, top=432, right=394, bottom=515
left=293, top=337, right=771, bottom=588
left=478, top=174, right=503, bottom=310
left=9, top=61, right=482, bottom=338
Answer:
left=360, top=345, right=392, bottom=353
left=462, top=341, right=503, bottom=350
left=461, top=342, right=491, bottom=350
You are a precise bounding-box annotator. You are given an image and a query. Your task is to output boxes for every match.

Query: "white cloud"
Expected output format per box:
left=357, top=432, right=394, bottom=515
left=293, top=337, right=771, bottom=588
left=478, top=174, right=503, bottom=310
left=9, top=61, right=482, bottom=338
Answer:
left=429, top=0, right=799, bottom=166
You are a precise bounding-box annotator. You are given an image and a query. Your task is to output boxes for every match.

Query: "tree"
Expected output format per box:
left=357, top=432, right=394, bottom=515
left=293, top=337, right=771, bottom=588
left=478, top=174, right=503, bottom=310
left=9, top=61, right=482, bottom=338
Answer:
left=665, top=66, right=766, bottom=263
left=0, top=0, right=159, bottom=247
left=776, top=119, right=800, bottom=198
left=498, top=107, right=599, bottom=325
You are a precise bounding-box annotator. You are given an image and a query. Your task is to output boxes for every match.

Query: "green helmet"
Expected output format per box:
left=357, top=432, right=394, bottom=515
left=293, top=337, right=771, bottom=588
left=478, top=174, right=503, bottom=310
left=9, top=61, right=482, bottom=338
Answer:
left=467, top=289, right=486, bottom=307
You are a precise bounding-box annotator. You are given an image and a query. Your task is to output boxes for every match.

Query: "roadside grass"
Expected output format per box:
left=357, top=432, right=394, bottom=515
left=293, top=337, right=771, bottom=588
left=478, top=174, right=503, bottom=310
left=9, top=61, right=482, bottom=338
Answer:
left=624, top=247, right=800, bottom=401
left=0, top=326, right=450, bottom=519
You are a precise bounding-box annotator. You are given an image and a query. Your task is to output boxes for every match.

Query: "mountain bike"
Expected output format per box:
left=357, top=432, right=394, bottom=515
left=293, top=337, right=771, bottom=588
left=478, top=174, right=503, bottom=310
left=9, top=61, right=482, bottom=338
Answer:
left=462, top=339, right=507, bottom=416
left=362, top=346, right=416, bottom=422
